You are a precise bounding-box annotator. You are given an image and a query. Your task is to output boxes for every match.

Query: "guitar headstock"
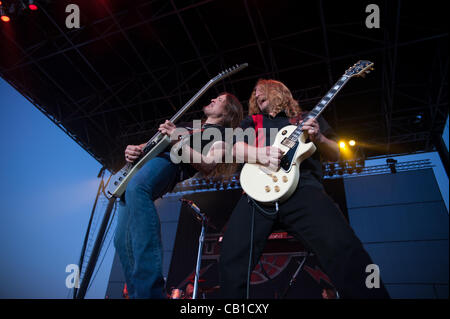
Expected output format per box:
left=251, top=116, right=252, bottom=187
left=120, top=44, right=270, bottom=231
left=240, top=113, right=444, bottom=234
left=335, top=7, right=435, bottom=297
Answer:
left=212, top=63, right=248, bottom=83
left=345, top=60, right=374, bottom=78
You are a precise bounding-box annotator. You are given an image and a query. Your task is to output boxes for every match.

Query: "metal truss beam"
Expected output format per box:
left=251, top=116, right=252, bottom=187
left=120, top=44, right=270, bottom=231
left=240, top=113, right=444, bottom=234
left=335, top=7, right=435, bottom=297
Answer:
left=3, top=0, right=217, bottom=73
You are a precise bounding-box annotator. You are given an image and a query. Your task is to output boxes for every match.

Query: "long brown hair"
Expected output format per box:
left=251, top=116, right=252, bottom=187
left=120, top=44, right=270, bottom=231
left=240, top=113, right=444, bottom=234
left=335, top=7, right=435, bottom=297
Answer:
left=218, top=92, right=244, bottom=128
left=248, top=79, right=302, bottom=117
left=207, top=92, right=243, bottom=179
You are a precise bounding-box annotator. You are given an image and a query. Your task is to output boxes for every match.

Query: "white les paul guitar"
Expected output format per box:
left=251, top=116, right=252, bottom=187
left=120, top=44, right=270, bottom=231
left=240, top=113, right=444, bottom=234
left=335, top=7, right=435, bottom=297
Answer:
left=240, top=60, right=374, bottom=204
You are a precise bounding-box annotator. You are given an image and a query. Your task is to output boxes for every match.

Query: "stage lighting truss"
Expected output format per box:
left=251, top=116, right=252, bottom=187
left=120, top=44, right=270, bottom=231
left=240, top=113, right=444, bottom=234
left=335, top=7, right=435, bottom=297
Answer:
left=323, top=158, right=433, bottom=179
left=163, top=157, right=434, bottom=196
left=166, top=174, right=241, bottom=196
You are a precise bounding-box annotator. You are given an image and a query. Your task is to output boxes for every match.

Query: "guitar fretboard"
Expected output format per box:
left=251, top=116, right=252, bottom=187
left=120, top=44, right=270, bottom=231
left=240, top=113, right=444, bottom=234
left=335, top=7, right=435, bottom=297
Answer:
left=286, top=75, right=350, bottom=144
left=141, top=63, right=248, bottom=154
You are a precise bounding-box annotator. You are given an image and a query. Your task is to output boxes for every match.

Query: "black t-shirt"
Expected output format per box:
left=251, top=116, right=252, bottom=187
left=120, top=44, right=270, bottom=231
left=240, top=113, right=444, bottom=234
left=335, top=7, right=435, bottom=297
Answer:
left=234, top=112, right=338, bottom=190
left=159, top=121, right=227, bottom=181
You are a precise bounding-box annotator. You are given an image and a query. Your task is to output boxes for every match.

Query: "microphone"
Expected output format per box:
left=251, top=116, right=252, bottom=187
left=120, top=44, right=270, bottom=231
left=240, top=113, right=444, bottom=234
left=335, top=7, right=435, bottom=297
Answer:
left=180, top=198, right=205, bottom=223
left=180, top=198, right=201, bottom=215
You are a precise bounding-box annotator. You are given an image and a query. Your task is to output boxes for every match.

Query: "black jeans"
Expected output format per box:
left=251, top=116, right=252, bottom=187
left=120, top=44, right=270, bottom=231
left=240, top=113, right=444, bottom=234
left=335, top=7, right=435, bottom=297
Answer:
left=219, top=185, right=390, bottom=299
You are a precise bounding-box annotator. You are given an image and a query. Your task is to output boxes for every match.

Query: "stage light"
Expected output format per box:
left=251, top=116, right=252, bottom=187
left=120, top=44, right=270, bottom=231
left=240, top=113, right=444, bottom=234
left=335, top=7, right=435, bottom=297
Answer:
left=1, top=14, right=10, bottom=22
left=386, top=158, right=397, bottom=174
left=339, top=141, right=346, bottom=149
left=347, top=160, right=356, bottom=174
left=413, top=113, right=423, bottom=124
left=356, top=158, right=365, bottom=173
left=349, top=140, right=356, bottom=146
left=27, top=0, right=38, bottom=10
left=337, top=161, right=345, bottom=175
left=0, top=7, right=9, bottom=22
left=327, top=163, right=335, bottom=177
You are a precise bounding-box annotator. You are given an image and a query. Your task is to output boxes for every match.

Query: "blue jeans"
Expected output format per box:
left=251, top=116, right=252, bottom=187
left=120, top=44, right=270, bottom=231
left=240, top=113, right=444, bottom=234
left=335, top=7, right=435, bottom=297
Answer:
left=113, top=156, right=180, bottom=298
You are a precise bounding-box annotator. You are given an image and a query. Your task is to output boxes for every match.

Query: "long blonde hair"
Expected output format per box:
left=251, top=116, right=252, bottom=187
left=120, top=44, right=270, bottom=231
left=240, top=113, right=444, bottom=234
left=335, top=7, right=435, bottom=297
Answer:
left=249, top=79, right=301, bottom=117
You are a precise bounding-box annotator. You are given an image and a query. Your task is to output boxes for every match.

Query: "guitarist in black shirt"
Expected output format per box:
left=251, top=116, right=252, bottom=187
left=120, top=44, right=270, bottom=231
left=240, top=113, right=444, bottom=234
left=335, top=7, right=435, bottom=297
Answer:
left=114, top=93, right=243, bottom=298
left=219, top=79, right=390, bottom=299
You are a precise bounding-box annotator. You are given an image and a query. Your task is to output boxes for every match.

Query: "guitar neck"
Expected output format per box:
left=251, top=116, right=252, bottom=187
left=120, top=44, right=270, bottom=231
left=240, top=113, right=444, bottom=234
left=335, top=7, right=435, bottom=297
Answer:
left=142, top=79, right=216, bottom=153
left=289, top=75, right=350, bottom=141
left=170, top=79, right=216, bottom=123
left=309, top=75, right=349, bottom=119
left=141, top=63, right=248, bottom=153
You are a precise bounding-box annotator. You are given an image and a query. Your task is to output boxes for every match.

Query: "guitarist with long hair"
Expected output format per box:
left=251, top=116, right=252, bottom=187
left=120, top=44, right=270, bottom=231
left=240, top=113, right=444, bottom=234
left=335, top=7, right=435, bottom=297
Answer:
left=219, top=79, right=390, bottom=299
left=114, top=93, right=243, bottom=298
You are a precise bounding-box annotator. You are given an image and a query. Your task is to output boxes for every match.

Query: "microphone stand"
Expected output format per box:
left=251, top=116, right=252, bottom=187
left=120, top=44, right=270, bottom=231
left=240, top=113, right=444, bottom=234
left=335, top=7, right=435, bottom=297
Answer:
left=180, top=199, right=207, bottom=299
left=281, top=252, right=310, bottom=299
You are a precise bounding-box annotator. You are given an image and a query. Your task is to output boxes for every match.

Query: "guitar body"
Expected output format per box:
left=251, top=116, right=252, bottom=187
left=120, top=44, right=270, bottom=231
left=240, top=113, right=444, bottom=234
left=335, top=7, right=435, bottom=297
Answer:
left=106, top=135, right=171, bottom=198
left=239, top=125, right=316, bottom=204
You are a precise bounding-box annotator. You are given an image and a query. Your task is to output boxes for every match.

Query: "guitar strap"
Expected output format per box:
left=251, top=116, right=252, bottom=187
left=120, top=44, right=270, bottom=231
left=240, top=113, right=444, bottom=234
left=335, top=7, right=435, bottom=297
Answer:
left=289, top=111, right=306, bottom=125
left=251, top=112, right=307, bottom=147
left=251, top=114, right=265, bottom=147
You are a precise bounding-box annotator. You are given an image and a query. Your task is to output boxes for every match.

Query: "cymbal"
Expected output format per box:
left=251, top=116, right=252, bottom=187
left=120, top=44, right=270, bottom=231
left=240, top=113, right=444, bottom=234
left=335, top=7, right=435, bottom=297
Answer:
left=186, top=274, right=207, bottom=283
